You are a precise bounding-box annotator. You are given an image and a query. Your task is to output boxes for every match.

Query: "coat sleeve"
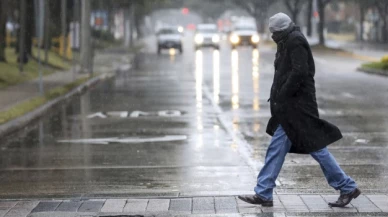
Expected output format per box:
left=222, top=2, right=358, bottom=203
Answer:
left=277, top=39, right=309, bottom=100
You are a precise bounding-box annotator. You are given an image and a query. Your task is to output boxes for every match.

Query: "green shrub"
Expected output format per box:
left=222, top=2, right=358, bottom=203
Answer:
left=362, top=62, right=388, bottom=71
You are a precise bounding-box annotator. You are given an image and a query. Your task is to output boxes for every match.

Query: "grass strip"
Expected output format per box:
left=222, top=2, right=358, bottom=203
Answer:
left=0, top=48, right=72, bottom=89
left=362, top=62, right=388, bottom=71
left=0, top=76, right=90, bottom=124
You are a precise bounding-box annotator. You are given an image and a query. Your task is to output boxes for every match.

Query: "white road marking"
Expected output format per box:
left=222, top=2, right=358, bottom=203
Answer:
left=87, top=112, right=107, bottom=119
left=355, top=139, right=368, bottom=144
left=318, top=108, right=327, bottom=115
left=342, top=92, right=356, bottom=99
left=57, top=135, right=188, bottom=144
left=118, top=64, right=132, bottom=71
left=88, top=110, right=182, bottom=119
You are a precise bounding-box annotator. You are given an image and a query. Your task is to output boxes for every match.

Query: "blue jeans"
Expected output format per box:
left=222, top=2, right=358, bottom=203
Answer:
left=254, top=125, right=357, bottom=201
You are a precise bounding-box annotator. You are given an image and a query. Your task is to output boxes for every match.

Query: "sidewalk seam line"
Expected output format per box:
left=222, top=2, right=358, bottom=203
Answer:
left=299, top=194, right=311, bottom=212
left=365, top=195, right=384, bottom=213
left=318, top=194, right=333, bottom=212
left=4, top=201, right=19, bottom=216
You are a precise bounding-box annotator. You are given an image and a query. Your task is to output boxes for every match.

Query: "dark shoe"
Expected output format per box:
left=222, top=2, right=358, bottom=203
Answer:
left=238, top=195, right=273, bottom=207
left=328, top=188, right=361, bottom=207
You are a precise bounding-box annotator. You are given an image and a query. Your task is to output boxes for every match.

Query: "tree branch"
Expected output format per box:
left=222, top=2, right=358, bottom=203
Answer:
left=375, top=0, right=385, bottom=17
left=284, top=0, right=293, bottom=12
left=232, top=0, right=255, bottom=16
left=323, top=0, right=332, bottom=6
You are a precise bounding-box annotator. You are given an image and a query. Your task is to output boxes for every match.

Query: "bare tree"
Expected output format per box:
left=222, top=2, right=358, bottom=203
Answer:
left=317, top=0, right=332, bottom=45
left=375, top=0, right=388, bottom=42
left=232, top=0, right=279, bottom=33
left=356, top=0, right=374, bottom=41
left=44, top=0, right=49, bottom=63
left=306, top=0, right=313, bottom=36
left=342, top=0, right=374, bottom=41
left=284, top=0, right=308, bottom=24
left=0, top=0, right=7, bottom=62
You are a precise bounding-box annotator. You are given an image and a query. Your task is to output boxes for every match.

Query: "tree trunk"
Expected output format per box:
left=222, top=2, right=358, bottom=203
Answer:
left=61, top=0, right=67, bottom=57
left=292, top=10, right=298, bottom=24
left=257, top=12, right=267, bottom=33
left=129, top=2, right=134, bottom=46
left=44, top=0, right=49, bottom=63
left=107, top=7, right=114, bottom=34
left=0, top=0, right=7, bottom=62
left=25, top=0, right=34, bottom=55
left=134, top=13, right=143, bottom=38
left=383, top=18, right=387, bottom=43
left=384, top=5, right=388, bottom=43
left=18, top=0, right=27, bottom=72
left=359, top=4, right=364, bottom=41
left=318, top=0, right=325, bottom=45
left=307, top=0, right=313, bottom=36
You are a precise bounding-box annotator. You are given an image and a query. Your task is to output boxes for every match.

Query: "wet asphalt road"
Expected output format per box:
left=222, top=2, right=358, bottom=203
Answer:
left=1, top=33, right=388, bottom=199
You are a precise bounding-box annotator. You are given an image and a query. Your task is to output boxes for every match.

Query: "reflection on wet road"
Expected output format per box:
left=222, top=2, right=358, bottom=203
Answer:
left=1, top=33, right=388, bottom=199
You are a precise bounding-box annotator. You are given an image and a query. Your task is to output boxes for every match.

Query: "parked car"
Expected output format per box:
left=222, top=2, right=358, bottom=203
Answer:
left=194, top=24, right=220, bottom=50
left=157, top=27, right=183, bottom=54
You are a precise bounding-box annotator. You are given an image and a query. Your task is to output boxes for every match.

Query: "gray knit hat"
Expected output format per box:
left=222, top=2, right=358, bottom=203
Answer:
left=269, top=13, right=292, bottom=33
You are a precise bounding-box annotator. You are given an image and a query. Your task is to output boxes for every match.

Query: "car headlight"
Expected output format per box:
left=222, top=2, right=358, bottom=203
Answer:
left=195, top=34, right=204, bottom=44
left=230, top=34, right=240, bottom=44
left=212, top=35, right=220, bottom=43
left=251, top=34, right=260, bottom=43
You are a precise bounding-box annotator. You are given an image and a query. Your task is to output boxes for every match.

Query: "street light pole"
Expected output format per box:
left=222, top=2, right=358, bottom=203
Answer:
left=34, top=0, right=45, bottom=95
left=80, top=0, right=91, bottom=76
left=43, top=0, right=49, bottom=64
left=61, top=0, right=67, bottom=59
left=72, top=0, right=80, bottom=81
left=130, top=2, right=134, bottom=47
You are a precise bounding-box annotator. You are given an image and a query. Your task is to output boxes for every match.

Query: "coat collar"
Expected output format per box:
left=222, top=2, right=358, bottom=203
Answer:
left=272, top=24, right=299, bottom=44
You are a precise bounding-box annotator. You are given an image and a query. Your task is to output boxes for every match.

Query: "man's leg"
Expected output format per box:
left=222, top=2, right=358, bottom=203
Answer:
left=310, top=147, right=360, bottom=207
left=310, top=147, right=357, bottom=193
left=254, top=125, right=292, bottom=201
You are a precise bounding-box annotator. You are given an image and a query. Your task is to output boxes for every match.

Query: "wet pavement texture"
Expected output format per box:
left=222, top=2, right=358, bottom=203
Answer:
left=1, top=33, right=388, bottom=199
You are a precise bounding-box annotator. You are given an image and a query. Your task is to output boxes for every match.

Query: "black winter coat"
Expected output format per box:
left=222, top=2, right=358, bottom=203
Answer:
left=266, top=27, right=342, bottom=154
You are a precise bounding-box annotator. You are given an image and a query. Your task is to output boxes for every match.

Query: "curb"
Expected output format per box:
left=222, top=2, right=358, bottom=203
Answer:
left=0, top=57, right=135, bottom=139
left=0, top=73, right=111, bottom=138
left=310, top=45, right=380, bottom=62
left=336, top=51, right=380, bottom=62
left=337, top=51, right=380, bottom=62
left=357, top=67, right=388, bottom=77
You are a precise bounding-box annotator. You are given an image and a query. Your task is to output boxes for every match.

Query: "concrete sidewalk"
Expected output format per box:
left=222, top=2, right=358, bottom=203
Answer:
left=0, top=194, right=386, bottom=217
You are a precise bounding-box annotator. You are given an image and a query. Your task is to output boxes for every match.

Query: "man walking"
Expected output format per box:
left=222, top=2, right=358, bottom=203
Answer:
left=238, top=13, right=360, bottom=208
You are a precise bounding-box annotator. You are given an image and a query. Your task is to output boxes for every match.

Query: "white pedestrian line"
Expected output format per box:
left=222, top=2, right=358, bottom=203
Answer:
left=57, top=135, right=188, bottom=144
left=318, top=108, right=327, bottom=115
left=118, top=64, right=132, bottom=71
left=355, top=139, right=369, bottom=144
left=87, top=110, right=182, bottom=119
left=87, top=112, right=107, bottom=119
left=342, top=92, right=356, bottom=99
